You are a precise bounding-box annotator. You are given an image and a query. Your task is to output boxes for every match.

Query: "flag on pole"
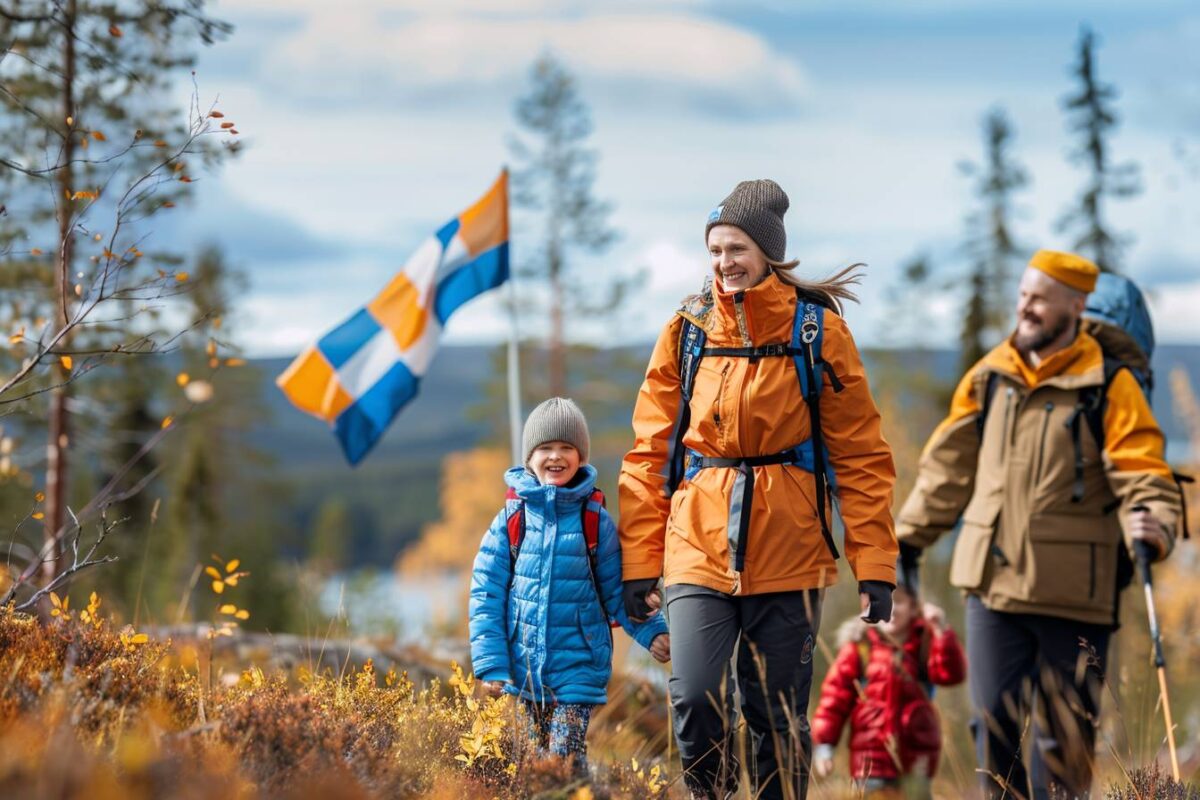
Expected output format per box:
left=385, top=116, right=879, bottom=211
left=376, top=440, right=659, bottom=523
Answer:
left=276, top=171, right=509, bottom=464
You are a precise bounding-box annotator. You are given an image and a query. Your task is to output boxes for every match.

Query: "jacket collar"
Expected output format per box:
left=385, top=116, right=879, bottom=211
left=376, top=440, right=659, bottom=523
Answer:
left=505, top=463, right=598, bottom=505
left=706, top=271, right=797, bottom=345
left=982, top=330, right=1104, bottom=391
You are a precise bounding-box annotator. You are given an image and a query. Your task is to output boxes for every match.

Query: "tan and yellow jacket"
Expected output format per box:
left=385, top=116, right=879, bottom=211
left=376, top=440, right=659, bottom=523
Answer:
left=897, top=333, right=1182, bottom=626
left=618, top=273, right=898, bottom=595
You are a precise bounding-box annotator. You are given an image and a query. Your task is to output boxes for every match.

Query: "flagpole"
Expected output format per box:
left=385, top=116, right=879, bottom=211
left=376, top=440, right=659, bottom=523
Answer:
left=506, top=276, right=522, bottom=467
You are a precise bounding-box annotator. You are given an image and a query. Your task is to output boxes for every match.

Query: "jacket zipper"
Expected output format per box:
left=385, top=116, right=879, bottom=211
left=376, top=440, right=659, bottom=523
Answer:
left=1000, top=387, right=1015, bottom=460
left=1033, top=401, right=1054, bottom=485
left=714, top=362, right=731, bottom=432
left=733, top=292, right=753, bottom=591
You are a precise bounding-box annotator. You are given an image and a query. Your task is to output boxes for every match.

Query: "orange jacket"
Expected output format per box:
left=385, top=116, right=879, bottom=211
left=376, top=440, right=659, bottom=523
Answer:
left=618, top=273, right=898, bottom=595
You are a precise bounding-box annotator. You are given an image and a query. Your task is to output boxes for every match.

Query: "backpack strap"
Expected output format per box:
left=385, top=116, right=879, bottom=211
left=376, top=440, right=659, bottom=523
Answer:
left=791, top=296, right=843, bottom=560
left=668, top=318, right=707, bottom=495
left=504, top=487, right=525, bottom=567
left=579, top=489, right=620, bottom=628
left=975, top=370, right=1002, bottom=441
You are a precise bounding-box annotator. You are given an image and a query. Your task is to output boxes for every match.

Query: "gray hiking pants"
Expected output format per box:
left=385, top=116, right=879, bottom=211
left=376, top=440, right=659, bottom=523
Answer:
left=665, top=585, right=822, bottom=800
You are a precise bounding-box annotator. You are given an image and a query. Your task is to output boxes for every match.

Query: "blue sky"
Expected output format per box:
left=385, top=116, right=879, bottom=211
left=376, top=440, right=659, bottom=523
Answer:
left=172, top=0, right=1200, bottom=355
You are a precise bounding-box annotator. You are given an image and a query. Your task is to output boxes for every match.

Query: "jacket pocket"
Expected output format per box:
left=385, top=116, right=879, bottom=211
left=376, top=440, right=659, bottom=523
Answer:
left=576, top=607, right=610, bottom=668
left=1024, top=512, right=1118, bottom=611
left=949, top=506, right=1000, bottom=591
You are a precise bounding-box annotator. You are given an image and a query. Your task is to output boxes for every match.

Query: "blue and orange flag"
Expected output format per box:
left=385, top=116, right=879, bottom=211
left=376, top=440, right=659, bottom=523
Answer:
left=276, top=172, right=509, bottom=464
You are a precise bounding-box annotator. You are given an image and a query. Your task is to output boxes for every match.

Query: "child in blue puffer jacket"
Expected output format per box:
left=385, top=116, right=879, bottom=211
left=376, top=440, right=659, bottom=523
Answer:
left=469, top=397, right=670, bottom=775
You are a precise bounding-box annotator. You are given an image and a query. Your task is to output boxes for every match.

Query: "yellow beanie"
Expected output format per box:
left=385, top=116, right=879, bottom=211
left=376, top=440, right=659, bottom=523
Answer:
left=1028, top=250, right=1099, bottom=294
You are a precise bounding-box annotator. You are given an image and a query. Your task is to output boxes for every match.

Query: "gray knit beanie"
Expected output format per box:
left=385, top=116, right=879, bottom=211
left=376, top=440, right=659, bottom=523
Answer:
left=522, top=397, right=590, bottom=465
left=704, top=179, right=789, bottom=262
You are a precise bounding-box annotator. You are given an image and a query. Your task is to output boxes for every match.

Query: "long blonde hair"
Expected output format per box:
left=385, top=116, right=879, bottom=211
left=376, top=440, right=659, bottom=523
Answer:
left=768, top=258, right=864, bottom=316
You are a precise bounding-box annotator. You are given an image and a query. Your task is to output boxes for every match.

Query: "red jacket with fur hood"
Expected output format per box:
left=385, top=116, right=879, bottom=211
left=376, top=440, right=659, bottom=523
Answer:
left=811, top=617, right=966, bottom=780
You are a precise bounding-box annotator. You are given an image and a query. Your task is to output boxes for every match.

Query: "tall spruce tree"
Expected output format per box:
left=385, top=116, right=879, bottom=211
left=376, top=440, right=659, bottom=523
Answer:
left=0, top=1, right=233, bottom=579
left=508, top=53, right=621, bottom=397
left=958, top=107, right=1028, bottom=373
left=1058, top=26, right=1140, bottom=273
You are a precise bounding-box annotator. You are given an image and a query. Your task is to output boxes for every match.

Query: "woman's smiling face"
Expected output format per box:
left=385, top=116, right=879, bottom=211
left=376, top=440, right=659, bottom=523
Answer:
left=528, top=441, right=581, bottom=486
left=708, top=224, right=770, bottom=292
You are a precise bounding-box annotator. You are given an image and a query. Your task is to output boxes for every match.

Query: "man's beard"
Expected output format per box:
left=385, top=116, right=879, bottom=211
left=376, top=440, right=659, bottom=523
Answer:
left=1014, top=312, right=1073, bottom=356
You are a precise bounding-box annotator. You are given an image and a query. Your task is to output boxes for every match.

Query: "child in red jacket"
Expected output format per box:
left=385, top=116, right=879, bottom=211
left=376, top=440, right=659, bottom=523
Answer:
left=811, top=586, right=966, bottom=798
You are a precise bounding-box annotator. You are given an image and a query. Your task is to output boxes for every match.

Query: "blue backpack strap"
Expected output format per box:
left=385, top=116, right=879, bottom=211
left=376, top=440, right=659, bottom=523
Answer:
left=791, top=295, right=842, bottom=559
left=668, top=318, right=707, bottom=495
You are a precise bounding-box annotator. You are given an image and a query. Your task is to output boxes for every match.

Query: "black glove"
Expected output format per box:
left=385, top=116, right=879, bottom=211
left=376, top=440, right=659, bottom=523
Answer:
left=859, top=580, right=894, bottom=624
left=897, top=542, right=923, bottom=596
left=623, top=578, right=660, bottom=622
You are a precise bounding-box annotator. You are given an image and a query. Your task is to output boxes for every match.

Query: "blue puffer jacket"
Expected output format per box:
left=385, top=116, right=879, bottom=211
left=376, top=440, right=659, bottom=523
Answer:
left=469, top=465, right=668, bottom=705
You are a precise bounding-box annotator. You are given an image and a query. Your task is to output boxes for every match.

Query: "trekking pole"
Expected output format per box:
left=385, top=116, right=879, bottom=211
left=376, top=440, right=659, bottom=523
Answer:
left=1133, top=537, right=1181, bottom=781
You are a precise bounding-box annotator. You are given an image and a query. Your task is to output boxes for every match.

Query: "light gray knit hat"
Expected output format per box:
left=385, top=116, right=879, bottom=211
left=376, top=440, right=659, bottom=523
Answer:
left=704, top=179, right=789, bottom=263
left=522, top=397, right=590, bottom=465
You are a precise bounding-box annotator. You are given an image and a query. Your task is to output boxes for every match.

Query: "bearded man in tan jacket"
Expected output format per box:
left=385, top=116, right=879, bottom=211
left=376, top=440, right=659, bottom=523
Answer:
left=896, top=250, right=1181, bottom=800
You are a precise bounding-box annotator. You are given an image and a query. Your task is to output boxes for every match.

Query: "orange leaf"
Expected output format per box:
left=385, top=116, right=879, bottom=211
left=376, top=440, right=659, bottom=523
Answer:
left=205, top=566, right=222, bottom=580
left=229, top=129, right=239, bottom=135
left=179, top=176, right=193, bottom=183
left=175, top=272, right=188, bottom=282
left=108, top=24, right=123, bottom=37
left=208, top=358, right=219, bottom=369
left=219, top=604, right=237, bottom=615
left=162, top=201, right=175, bottom=209
left=30, top=248, right=43, bottom=256
left=153, top=140, right=168, bottom=147
left=211, top=580, right=224, bottom=594
left=176, top=372, right=190, bottom=387
left=60, top=355, right=73, bottom=370
left=91, top=131, right=106, bottom=142
left=220, top=122, right=234, bottom=129
left=235, top=610, right=250, bottom=621
left=160, top=416, right=173, bottom=429
left=225, top=559, right=240, bottom=572
left=35, top=492, right=45, bottom=502
left=209, top=111, right=225, bottom=119
left=225, top=358, right=245, bottom=367
left=32, top=512, right=45, bottom=520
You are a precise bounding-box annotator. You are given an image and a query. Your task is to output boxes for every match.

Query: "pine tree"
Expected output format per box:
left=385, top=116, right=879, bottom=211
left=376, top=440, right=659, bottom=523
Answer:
left=0, top=1, right=234, bottom=579
left=1058, top=26, right=1140, bottom=273
left=508, top=53, right=622, bottom=397
left=958, top=107, right=1028, bottom=374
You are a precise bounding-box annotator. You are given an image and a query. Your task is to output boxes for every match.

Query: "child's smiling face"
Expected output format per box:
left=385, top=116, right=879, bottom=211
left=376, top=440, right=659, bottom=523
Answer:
left=528, top=441, right=581, bottom=486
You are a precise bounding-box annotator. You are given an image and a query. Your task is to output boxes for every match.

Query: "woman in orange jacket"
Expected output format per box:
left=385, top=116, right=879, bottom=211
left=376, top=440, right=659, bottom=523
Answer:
left=618, top=179, right=898, bottom=800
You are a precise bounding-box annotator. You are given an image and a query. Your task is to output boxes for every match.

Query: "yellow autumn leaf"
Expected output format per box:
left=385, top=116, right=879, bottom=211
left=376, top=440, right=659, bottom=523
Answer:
left=205, top=566, right=222, bottom=580
left=235, top=609, right=249, bottom=621
left=211, top=580, right=224, bottom=594
left=175, top=272, right=188, bottom=282
left=66, top=115, right=73, bottom=126
left=35, top=492, right=45, bottom=502
left=206, top=340, right=217, bottom=357
left=176, top=372, right=189, bottom=387
left=224, top=575, right=239, bottom=587
left=219, top=604, right=237, bottom=615
left=153, top=139, right=168, bottom=147
left=60, top=355, right=73, bottom=370
left=225, top=358, right=245, bottom=367
left=32, top=512, right=44, bottom=520
left=225, top=559, right=239, bottom=573
left=208, top=358, right=219, bottom=369
left=30, top=248, right=43, bottom=256
left=51, top=592, right=63, bottom=608
left=90, top=592, right=98, bottom=605
left=160, top=416, right=173, bottom=429
left=130, top=633, right=148, bottom=644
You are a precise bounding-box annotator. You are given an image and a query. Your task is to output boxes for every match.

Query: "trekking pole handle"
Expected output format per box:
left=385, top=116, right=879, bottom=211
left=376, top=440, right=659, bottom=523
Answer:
left=1131, top=524, right=1168, bottom=669
left=1133, top=539, right=1156, bottom=587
